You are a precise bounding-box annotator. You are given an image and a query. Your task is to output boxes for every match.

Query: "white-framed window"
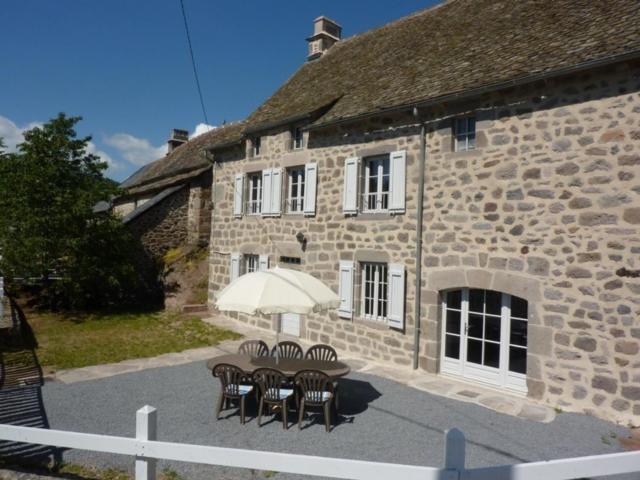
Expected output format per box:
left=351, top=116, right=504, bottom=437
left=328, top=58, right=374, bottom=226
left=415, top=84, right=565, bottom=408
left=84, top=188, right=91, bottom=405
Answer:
left=343, top=151, right=405, bottom=216
left=286, top=166, right=305, bottom=213
left=453, top=116, right=476, bottom=152
left=291, top=126, right=304, bottom=150
left=362, top=155, right=390, bottom=212
left=246, top=172, right=262, bottom=214
left=252, top=137, right=261, bottom=157
left=360, top=262, right=388, bottom=322
left=441, top=288, right=528, bottom=393
left=244, top=254, right=259, bottom=275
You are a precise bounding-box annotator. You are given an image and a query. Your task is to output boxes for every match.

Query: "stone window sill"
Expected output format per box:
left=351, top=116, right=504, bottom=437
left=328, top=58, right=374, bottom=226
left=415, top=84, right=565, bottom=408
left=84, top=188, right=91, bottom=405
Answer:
left=353, top=317, right=389, bottom=331
left=353, top=212, right=396, bottom=221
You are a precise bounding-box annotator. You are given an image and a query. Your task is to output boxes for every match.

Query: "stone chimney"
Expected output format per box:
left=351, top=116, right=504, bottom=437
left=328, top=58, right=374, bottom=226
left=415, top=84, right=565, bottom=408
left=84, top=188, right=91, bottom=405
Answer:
left=168, top=129, right=189, bottom=153
left=306, top=16, right=341, bottom=61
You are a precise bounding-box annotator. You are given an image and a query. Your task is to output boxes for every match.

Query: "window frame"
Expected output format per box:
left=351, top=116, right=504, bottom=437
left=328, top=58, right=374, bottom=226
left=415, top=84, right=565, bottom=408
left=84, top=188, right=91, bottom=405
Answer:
left=252, top=137, right=262, bottom=157
left=245, top=172, right=262, bottom=215
left=453, top=116, right=476, bottom=152
left=291, top=126, right=304, bottom=150
left=361, top=154, right=390, bottom=213
left=243, top=254, right=259, bottom=275
left=441, top=288, right=528, bottom=393
left=286, top=166, right=306, bottom=214
left=359, top=262, right=389, bottom=323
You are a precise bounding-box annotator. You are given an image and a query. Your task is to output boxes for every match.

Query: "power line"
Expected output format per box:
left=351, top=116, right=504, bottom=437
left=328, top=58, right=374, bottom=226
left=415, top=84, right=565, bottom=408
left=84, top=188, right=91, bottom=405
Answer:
left=179, top=0, right=210, bottom=130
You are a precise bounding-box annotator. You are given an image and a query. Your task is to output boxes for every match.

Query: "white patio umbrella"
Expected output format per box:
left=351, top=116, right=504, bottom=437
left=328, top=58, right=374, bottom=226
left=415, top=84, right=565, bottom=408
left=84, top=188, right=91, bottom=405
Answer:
left=215, top=266, right=340, bottom=362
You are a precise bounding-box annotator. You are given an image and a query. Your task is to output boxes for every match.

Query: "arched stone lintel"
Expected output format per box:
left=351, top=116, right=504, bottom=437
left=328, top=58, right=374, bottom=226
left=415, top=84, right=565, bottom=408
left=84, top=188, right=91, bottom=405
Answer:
left=426, top=268, right=542, bottom=302
left=425, top=268, right=543, bottom=326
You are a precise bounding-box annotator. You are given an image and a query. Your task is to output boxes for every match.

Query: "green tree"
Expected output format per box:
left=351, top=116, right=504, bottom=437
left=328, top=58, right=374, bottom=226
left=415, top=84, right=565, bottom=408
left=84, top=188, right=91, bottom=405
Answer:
left=0, top=113, right=158, bottom=309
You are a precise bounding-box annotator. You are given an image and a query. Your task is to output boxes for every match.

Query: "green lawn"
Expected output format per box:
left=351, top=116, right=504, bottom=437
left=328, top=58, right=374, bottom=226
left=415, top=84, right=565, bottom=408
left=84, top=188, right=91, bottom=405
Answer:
left=28, top=309, right=241, bottom=371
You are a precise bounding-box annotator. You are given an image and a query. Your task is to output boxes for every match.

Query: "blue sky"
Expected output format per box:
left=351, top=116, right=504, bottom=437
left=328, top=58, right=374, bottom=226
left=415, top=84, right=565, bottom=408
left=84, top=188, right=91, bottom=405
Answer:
left=1, top=1, right=435, bottom=181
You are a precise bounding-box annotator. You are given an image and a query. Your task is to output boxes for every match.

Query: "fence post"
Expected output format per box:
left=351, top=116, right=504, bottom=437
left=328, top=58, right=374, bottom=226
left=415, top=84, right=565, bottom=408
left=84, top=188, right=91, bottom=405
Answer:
left=444, top=428, right=465, bottom=479
left=136, top=405, right=157, bottom=480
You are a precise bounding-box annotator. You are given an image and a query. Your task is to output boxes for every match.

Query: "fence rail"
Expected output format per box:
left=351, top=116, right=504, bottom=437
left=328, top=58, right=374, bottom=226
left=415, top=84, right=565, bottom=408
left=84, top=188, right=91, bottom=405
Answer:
left=0, top=405, right=638, bottom=480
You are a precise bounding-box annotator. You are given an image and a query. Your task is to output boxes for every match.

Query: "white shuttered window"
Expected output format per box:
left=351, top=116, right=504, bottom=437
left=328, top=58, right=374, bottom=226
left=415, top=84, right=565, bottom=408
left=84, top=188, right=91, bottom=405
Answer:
left=342, top=157, right=359, bottom=214
left=342, top=151, right=406, bottom=215
left=260, top=168, right=282, bottom=216
left=303, top=162, right=317, bottom=215
left=246, top=173, right=262, bottom=214
left=230, top=253, right=241, bottom=282
left=337, top=260, right=354, bottom=318
left=270, top=168, right=282, bottom=215
left=258, top=254, right=269, bottom=271
left=360, top=263, right=388, bottom=322
left=261, top=169, right=273, bottom=216
left=387, top=263, right=405, bottom=329
left=389, top=150, right=406, bottom=213
left=233, top=174, right=244, bottom=218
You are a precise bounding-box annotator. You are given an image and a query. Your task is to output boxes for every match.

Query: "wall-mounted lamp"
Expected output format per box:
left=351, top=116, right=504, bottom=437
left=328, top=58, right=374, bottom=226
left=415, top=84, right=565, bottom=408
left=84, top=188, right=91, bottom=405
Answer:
left=296, top=231, right=307, bottom=252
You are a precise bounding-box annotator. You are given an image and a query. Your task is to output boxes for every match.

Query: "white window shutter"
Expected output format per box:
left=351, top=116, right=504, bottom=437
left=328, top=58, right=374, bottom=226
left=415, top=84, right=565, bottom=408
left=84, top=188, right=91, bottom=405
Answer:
left=230, top=253, right=241, bottom=282
left=258, top=254, right=269, bottom=271
left=261, top=169, right=273, bottom=216
left=389, top=150, right=406, bottom=213
left=233, top=174, right=244, bottom=218
left=270, top=168, right=282, bottom=215
left=304, top=162, right=317, bottom=216
left=342, top=157, right=359, bottom=215
left=387, top=263, right=405, bottom=329
left=338, top=260, right=354, bottom=319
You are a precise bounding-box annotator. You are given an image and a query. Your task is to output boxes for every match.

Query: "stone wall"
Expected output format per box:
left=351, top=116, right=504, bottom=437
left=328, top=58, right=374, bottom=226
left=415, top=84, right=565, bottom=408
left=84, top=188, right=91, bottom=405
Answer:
left=209, top=60, right=640, bottom=426
left=127, top=186, right=190, bottom=259
left=187, top=170, right=213, bottom=246
left=114, top=170, right=213, bottom=260
left=208, top=118, right=423, bottom=368
left=417, top=61, right=640, bottom=426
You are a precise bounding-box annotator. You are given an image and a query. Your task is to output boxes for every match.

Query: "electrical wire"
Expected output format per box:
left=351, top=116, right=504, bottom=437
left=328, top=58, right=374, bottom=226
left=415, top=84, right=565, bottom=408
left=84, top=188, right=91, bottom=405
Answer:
left=179, top=0, right=210, bottom=130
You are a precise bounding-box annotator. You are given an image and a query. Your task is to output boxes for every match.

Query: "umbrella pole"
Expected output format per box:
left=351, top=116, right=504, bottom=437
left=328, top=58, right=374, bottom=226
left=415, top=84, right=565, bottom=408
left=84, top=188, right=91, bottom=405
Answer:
left=275, top=313, right=280, bottom=365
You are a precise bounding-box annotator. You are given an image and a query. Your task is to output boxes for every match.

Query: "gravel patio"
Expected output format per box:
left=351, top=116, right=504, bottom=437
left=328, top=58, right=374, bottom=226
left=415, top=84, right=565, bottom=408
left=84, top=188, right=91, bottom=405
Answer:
left=26, top=359, right=633, bottom=480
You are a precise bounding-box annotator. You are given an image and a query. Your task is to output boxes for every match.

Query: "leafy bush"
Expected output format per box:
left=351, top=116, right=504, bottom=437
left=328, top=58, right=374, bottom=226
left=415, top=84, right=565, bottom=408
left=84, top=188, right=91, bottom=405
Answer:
left=0, top=113, right=161, bottom=310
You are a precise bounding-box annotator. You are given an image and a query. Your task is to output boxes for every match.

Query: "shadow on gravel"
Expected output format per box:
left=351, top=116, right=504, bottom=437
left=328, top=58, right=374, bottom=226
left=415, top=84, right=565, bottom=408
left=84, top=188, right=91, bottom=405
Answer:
left=0, top=298, right=63, bottom=466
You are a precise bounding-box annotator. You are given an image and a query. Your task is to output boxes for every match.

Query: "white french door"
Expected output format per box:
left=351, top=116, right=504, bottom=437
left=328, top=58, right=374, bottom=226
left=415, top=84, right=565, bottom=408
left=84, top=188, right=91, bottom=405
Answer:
left=440, top=288, right=528, bottom=394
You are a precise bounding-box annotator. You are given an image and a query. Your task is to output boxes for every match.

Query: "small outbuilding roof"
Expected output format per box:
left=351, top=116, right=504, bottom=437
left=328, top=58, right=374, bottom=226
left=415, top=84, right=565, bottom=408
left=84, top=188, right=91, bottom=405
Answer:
left=120, top=121, right=245, bottom=194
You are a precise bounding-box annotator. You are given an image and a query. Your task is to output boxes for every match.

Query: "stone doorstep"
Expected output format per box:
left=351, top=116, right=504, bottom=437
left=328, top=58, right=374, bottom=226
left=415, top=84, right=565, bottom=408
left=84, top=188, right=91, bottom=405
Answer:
left=182, top=304, right=209, bottom=313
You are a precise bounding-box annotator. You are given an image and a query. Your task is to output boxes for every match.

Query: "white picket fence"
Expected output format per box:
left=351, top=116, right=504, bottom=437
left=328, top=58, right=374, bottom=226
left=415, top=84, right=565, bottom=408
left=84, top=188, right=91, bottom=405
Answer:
left=0, top=405, right=639, bottom=480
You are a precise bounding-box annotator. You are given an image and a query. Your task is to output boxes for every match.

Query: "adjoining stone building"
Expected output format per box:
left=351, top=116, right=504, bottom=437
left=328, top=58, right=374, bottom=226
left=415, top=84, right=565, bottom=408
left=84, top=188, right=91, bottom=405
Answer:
left=113, top=123, right=244, bottom=258
left=206, top=0, right=640, bottom=426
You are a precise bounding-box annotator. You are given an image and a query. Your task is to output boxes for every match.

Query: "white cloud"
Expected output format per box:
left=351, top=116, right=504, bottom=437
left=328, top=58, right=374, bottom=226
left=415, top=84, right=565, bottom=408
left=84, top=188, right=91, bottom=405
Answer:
left=0, top=114, right=121, bottom=173
left=1, top=116, right=221, bottom=180
left=103, top=133, right=167, bottom=166
left=0, top=115, right=41, bottom=151
left=86, top=141, right=122, bottom=172
left=190, top=123, right=216, bottom=138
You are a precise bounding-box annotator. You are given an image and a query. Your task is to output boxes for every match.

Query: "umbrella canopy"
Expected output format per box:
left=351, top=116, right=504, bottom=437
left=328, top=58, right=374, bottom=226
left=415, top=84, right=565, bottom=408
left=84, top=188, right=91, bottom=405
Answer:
left=215, top=266, right=340, bottom=315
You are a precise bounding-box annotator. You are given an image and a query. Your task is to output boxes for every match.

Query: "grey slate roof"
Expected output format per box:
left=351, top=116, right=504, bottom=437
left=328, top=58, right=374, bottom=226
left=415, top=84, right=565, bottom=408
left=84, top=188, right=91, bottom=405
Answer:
left=245, top=0, right=640, bottom=130
left=120, top=121, right=245, bottom=194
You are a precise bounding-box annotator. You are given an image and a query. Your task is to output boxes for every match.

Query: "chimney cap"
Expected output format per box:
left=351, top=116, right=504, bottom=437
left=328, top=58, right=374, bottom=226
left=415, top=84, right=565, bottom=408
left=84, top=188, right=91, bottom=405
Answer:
left=170, top=129, right=189, bottom=141
left=306, top=15, right=341, bottom=61
left=313, top=15, right=341, bottom=27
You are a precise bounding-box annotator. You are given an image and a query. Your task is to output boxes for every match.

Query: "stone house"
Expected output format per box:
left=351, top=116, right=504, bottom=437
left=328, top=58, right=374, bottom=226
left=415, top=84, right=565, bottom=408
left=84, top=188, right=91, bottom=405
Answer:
left=113, top=123, right=244, bottom=258
left=206, top=0, right=640, bottom=426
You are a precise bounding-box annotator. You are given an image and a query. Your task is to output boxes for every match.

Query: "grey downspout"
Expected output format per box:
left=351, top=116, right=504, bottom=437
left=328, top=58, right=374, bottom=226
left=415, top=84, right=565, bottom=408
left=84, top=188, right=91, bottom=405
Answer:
left=413, top=109, right=427, bottom=370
